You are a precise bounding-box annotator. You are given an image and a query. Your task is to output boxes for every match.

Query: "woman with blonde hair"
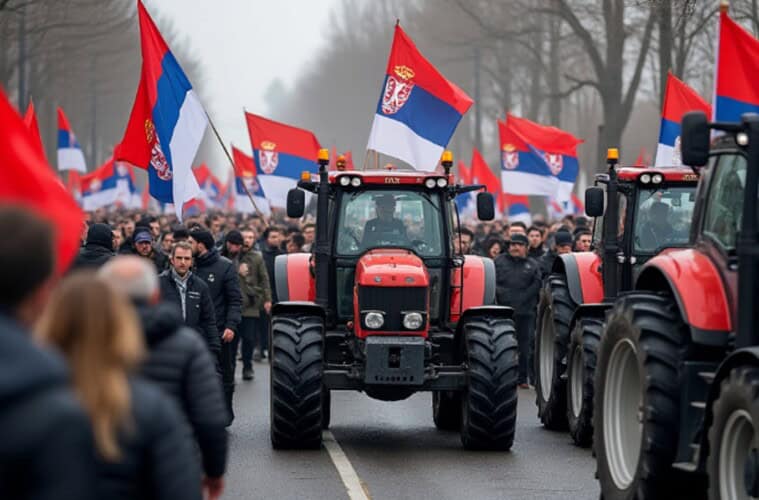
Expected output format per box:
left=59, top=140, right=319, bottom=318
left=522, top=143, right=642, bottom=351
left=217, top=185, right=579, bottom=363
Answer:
left=36, top=273, right=202, bottom=500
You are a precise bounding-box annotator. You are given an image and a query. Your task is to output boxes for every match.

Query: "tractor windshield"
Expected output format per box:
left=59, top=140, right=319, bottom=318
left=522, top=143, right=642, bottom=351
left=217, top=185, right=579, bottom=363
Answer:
left=632, top=185, right=696, bottom=253
left=336, top=189, right=445, bottom=256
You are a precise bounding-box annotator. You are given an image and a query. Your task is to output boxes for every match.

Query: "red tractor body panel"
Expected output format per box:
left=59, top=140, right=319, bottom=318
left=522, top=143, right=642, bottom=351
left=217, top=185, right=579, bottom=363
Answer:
left=279, top=253, right=316, bottom=302
left=640, top=248, right=732, bottom=332
left=558, top=252, right=604, bottom=305
left=450, top=255, right=491, bottom=323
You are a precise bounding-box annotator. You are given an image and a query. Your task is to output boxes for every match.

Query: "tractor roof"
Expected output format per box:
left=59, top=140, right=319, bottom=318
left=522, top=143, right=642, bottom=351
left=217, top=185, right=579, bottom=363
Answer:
left=328, top=169, right=451, bottom=186
left=602, top=166, right=699, bottom=183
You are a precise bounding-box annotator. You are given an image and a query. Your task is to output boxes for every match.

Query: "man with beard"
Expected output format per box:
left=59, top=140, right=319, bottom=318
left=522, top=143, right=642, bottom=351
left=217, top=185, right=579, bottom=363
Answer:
left=132, top=227, right=168, bottom=272
left=189, top=228, right=242, bottom=425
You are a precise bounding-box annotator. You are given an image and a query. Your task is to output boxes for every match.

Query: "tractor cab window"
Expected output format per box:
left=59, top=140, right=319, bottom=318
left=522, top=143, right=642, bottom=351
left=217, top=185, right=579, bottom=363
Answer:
left=703, top=153, right=747, bottom=252
left=632, top=185, right=696, bottom=253
left=336, top=189, right=444, bottom=257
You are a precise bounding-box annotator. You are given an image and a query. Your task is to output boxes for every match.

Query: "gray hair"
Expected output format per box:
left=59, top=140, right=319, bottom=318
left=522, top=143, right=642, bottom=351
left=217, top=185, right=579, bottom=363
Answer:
left=98, top=256, right=159, bottom=301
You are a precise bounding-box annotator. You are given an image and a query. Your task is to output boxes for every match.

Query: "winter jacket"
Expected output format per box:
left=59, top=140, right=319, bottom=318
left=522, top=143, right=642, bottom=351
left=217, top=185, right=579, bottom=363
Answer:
left=0, top=313, right=97, bottom=500
left=95, top=378, right=202, bottom=500
left=72, top=223, right=115, bottom=271
left=539, top=249, right=559, bottom=279
left=494, top=253, right=542, bottom=315
left=222, top=248, right=271, bottom=318
left=194, top=248, right=242, bottom=333
left=158, top=271, right=220, bottom=355
left=261, top=244, right=283, bottom=303
left=138, top=303, right=228, bottom=478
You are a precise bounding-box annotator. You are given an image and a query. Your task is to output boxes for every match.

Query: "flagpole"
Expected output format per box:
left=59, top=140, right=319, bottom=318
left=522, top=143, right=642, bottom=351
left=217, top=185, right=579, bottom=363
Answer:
left=204, top=112, right=268, bottom=222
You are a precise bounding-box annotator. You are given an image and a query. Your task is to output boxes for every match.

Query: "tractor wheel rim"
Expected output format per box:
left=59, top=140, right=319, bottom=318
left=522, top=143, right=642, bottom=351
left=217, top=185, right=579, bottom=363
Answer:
left=603, top=338, right=642, bottom=490
left=719, top=408, right=755, bottom=500
left=570, top=344, right=583, bottom=419
left=539, top=308, right=555, bottom=402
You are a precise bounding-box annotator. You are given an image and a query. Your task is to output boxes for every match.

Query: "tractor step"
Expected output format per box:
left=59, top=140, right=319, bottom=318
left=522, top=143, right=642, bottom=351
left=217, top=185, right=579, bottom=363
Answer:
left=698, top=371, right=716, bottom=383
left=690, top=401, right=706, bottom=409
left=673, top=461, right=699, bottom=473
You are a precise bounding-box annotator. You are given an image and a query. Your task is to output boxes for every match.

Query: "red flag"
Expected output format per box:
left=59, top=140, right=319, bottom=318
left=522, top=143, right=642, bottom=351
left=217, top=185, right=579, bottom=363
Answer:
left=457, top=160, right=472, bottom=184
left=634, top=147, right=651, bottom=166
left=23, top=100, right=46, bottom=161
left=471, top=148, right=504, bottom=212
left=344, top=151, right=355, bottom=170
left=0, top=89, right=83, bottom=274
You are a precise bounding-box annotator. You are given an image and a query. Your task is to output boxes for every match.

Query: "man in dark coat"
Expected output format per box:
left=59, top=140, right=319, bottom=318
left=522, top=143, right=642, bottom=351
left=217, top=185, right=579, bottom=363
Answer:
left=494, top=233, right=542, bottom=388
left=99, top=257, right=228, bottom=499
left=0, top=207, right=97, bottom=500
left=158, top=241, right=220, bottom=357
left=71, top=222, right=115, bottom=270
left=190, top=228, right=242, bottom=424
left=539, top=230, right=573, bottom=279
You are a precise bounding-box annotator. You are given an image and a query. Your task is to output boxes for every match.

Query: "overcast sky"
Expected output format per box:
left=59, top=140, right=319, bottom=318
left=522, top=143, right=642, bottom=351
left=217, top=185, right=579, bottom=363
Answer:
left=147, top=0, right=342, bottom=162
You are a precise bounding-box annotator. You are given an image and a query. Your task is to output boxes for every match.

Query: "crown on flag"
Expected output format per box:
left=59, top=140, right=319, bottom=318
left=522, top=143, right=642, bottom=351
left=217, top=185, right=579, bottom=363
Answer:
left=394, top=65, right=415, bottom=81
left=260, top=140, right=276, bottom=151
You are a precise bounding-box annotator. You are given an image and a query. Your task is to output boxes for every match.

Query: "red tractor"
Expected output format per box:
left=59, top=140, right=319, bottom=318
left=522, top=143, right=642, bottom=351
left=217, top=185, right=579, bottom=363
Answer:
left=269, top=151, right=519, bottom=450
left=535, top=151, right=699, bottom=447
left=593, top=112, right=759, bottom=499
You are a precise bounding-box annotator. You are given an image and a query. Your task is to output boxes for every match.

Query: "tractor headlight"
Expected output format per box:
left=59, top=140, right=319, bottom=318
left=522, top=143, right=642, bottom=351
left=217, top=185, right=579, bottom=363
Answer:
left=425, top=178, right=437, bottom=189
left=436, top=177, right=448, bottom=188
left=350, top=177, right=362, bottom=187
left=651, top=173, right=663, bottom=184
left=339, top=176, right=351, bottom=186
left=364, top=311, right=384, bottom=329
left=402, top=312, right=424, bottom=330
left=640, top=173, right=651, bottom=184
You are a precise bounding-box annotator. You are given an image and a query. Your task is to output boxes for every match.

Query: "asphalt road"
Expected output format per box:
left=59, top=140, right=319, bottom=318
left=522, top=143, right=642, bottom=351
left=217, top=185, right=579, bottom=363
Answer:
left=225, top=360, right=599, bottom=500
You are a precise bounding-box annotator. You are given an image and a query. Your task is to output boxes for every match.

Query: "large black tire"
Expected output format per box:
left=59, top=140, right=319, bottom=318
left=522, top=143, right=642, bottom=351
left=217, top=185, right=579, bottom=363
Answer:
left=322, top=388, right=331, bottom=430
left=566, top=316, right=603, bottom=448
left=433, top=391, right=461, bottom=431
left=707, top=367, right=759, bottom=500
left=270, top=314, right=325, bottom=449
left=535, top=274, right=576, bottom=430
left=460, top=316, right=519, bottom=450
left=593, top=293, right=687, bottom=500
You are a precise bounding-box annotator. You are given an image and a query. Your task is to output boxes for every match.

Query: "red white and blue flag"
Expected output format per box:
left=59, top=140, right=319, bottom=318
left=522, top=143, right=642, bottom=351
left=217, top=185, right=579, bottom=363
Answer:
left=714, top=9, right=759, bottom=122
left=193, top=163, right=226, bottom=209
left=655, top=73, right=711, bottom=166
left=454, top=160, right=474, bottom=215
left=80, top=158, right=137, bottom=211
left=57, top=107, right=87, bottom=173
left=232, top=146, right=270, bottom=215
left=548, top=193, right=585, bottom=219
left=471, top=148, right=505, bottom=214
left=115, top=1, right=206, bottom=220
left=245, top=112, right=320, bottom=208
left=499, top=114, right=582, bottom=201
left=367, top=24, right=473, bottom=171
left=504, top=194, right=531, bottom=224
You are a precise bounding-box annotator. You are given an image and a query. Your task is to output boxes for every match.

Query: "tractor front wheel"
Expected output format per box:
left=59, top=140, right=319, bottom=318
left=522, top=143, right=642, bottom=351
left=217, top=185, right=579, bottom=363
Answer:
left=707, top=367, right=759, bottom=500
left=270, top=313, right=325, bottom=449
left=566, top=316, right=603, bottom=448
left=433, top=391, right=461, bottom=431
left=460, top=316, right=519, bottom=450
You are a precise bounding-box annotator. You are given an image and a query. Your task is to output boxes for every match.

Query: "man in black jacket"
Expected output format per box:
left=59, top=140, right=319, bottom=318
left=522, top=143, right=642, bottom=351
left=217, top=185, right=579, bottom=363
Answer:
left=190, top=228, right=242, bottom=424
left=494, top=233, right=542, bottom=388
left=99, top=256, right=228, bottom=500
left=71, top=222, right=115, bottom=270
left=158, top=241, right=220, bottom=357
left=0, top=207, right=97, bottom=500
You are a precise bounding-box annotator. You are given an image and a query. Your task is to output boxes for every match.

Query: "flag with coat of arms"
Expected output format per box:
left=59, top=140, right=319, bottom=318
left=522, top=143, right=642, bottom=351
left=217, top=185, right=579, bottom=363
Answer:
left=232, top=146, right=270, bottom=216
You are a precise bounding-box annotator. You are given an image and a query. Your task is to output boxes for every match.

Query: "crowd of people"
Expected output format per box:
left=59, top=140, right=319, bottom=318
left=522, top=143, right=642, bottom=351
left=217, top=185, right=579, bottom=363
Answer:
left=0, top=201, right=593, bottom=499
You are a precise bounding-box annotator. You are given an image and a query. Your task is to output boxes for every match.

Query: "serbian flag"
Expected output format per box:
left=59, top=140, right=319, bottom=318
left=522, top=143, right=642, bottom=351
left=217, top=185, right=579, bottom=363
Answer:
left=548, top=193, right=584, bottom=218
left=80, top=158, right=137, bottom=211
left=367, top=24, right=473, bottom=171
left=499, top=114, right=582, bottom=201
left=67, top=171, right=83, bottom=205
left=714, top=9, right=759, bottom=122
left=193, top=163, right=226, bottom=209
left=454, top=160, right=474, bottom=214
left=115, top=1, right=206, bottom=220
left=471, top=148, right=505, bottom=213
left=57, top=107, right=87, bottom=173
left=23, top=100, right=46, bottom=160
left=232, top=146, right=270, bottom=215
left=0, top=89, right=83, bottom=275
left=244, top=112, right=319, bottom=208
left=504, top=194, right=531, bottom=224
left=655, top=73, right=711, bottom=166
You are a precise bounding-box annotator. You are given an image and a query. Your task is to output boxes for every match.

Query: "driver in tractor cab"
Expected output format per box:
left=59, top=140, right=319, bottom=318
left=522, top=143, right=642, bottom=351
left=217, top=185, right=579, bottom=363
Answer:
left=638, top=201, right=675, bottom=250
left=361, top=194, right=409, bottom=248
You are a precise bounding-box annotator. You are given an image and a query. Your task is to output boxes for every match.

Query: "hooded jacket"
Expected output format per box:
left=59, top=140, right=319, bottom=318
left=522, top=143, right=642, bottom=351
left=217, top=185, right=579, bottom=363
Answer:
left=71, top=223, right=114, bottom=271
left=138, top=303, right=228, bottom=478
left=0, top=313, right=97, bottom=500
left=194, top=248, right=242, bottom=333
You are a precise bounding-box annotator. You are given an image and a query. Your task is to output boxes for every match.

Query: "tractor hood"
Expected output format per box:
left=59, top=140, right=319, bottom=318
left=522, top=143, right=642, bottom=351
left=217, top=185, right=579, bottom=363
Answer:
left=355, top=249, right=429, bottom=288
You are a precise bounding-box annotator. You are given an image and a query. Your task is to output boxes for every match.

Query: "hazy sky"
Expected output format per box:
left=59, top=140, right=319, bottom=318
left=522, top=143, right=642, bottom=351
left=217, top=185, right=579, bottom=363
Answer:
left=146, top=0, right=342, bottom=164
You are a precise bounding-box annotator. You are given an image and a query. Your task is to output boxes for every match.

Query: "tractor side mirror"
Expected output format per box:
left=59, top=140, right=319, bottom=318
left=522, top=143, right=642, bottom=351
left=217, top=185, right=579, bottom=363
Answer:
left=585, top=187, right=605, bottom=217
left=681, top=111, right=710, bottom=167
left=477, top=192, right=495, bottom=221
left=286, top=188, right=305, bottom=218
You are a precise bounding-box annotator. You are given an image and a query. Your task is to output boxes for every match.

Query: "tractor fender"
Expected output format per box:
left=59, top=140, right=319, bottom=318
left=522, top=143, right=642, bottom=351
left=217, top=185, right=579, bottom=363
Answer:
left=456, top=305, right=514, bottom=336
left=635, top=248, right=731, bottom=346
left=271, top=301, right=326, bottom=319
left=569, top=303, right=611, bottom=332
left=274, top=253, right=315, bottom=302
left=554, top=252, right=604, bottom=306
left=450, top=255, right=497, bottom=323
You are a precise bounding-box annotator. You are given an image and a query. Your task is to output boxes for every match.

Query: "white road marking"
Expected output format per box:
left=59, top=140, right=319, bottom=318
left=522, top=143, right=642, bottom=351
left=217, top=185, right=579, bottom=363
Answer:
left=322, top=431, right=371, bottom=500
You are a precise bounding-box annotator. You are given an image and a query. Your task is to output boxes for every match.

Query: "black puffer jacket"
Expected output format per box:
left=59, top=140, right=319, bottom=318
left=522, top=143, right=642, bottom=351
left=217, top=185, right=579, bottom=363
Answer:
left=138, top=304, right=228, bottom=478
left=96, top=378, right=202, bottom=500
left=0, top=313, right=97, bottom=500
left=72, top=223, right=114, bottom=271
left=158, top=271, right=220, bottom=355
left=194, top=248, right=242, bottom=333
left=494, top=253, right=542, bottom=314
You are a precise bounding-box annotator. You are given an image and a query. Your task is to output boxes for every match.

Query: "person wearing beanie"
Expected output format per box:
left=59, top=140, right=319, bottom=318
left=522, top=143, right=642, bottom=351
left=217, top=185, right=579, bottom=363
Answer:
left=71, top=223, right=116, bottom=271
left=540, top=230, right=573, bottom=278
left=190, top=227, right=242, bottom=425
left=494, top=231, right=541, bottom=388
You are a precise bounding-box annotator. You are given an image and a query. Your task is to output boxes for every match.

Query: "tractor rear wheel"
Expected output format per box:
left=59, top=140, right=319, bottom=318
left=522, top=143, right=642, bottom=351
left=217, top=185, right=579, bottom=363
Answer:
left=566, top=316, right=603, bottom=448
left=433, top=391, right=461, bottom=431
left=270, top=313, right=325, bottom=449
left=535, top=274, right=576, bottom=430
left=460, top=316, right=519, bottom=450
left=322, top=388, right=331, bottom=430
left=593, top=293, right=686, bottom=499
left=707, top=367, right=759, bottom=500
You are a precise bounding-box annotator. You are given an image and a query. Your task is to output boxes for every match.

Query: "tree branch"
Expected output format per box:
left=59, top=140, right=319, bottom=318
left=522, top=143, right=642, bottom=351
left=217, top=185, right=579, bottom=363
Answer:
left=622, top=7, right=656, bottom=121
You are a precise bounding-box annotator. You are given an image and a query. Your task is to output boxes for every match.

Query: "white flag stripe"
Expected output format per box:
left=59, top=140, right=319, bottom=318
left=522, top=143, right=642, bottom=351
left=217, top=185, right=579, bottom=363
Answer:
left=168, top=89, right=206, bottom=220
left=501, top=170, right=560, bottom=197
left=366, top=114, right=444, bottom=171
left=57, top=148, right=87, bottom=173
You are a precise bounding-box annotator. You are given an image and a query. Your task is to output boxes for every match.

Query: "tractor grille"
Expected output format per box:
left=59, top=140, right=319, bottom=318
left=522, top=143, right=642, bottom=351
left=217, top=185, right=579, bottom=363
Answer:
left=358, top=286, right=427, bottom=331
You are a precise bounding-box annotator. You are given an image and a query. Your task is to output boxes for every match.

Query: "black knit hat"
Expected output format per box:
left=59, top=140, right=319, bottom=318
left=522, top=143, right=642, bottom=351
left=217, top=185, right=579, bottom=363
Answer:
left=225, top=229, right=244, bottom=245
left=87, top=223, right=114, bottom=249
left=554, top=230, right=573, bottom=247
left=190, top=228, right=215, bottom=250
